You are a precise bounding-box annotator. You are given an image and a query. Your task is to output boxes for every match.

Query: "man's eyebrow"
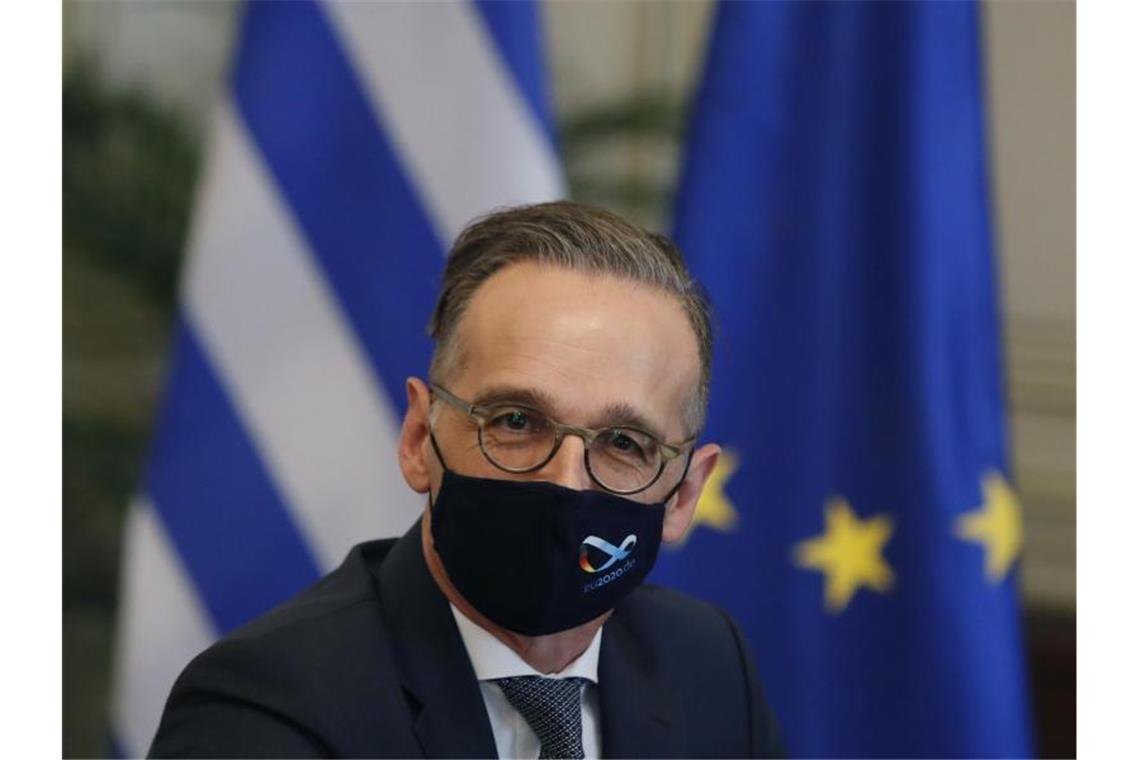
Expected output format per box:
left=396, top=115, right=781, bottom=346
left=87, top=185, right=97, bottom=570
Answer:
left=470, top=385, right=560, bottom=412
left=470, top=386, right=669, bottom=440
left=593, top=402, right=668, bottom=442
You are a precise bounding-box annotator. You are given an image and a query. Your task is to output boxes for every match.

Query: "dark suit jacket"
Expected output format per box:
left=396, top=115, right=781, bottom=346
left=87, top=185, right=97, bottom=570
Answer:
left=150, top=521, right=784, bottom=758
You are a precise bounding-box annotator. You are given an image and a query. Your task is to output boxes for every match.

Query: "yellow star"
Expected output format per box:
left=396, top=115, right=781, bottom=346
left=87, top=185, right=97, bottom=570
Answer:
left=955, top=471, right=1023, bottom=583
left=678, top=448, right=740, bottom=543
left=794, top=497, right=895, bottom=613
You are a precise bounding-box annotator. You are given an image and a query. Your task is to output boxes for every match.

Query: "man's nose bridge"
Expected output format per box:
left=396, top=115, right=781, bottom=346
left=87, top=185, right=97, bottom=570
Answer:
left=542, top=431, right=593, bottom=490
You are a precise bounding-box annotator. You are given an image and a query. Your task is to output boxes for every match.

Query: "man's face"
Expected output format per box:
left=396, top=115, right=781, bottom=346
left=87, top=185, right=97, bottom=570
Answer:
left=400, top=261, right=720, bottom=542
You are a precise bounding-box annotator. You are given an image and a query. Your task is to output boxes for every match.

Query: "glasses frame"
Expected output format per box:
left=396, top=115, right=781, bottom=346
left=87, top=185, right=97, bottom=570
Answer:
left=430, top=383, right=696, bottom=496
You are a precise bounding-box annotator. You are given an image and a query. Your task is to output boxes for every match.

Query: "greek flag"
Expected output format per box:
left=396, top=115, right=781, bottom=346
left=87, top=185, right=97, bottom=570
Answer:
left=108, top=2, right=563, bottom=755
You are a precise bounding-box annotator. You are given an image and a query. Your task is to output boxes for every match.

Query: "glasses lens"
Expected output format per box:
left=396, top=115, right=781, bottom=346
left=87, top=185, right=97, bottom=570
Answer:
left=588, top=428, right=664, bottom=493
left=479, top=405, right=558, bottom=471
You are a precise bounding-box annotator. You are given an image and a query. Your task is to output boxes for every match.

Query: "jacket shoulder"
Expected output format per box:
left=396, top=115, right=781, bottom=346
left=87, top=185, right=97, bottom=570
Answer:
left=616, top=583, right=740, bottom=649
left=149, top=539, right=409, bottom=758
left=225, top=537, right=396, bottom=641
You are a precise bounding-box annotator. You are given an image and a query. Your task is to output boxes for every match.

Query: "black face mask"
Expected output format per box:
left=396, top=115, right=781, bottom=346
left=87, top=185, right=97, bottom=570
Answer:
left=428, top=442, right=679, bottom=636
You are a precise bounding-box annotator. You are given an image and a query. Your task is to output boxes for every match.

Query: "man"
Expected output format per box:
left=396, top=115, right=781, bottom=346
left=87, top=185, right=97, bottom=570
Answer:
left=150, top=202, right=785, bottom=758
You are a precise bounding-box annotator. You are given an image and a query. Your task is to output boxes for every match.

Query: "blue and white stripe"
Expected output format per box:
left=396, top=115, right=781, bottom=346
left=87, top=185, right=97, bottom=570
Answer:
left=109, top=2, right=563, bottom=754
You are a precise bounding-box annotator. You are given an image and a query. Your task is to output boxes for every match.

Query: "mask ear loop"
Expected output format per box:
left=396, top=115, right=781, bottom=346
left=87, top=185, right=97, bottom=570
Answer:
left=427, top=431, right=452, bottom=472
left=425, top=432, right=453, bottom=514
left=661, top=448, right=696, bottom=506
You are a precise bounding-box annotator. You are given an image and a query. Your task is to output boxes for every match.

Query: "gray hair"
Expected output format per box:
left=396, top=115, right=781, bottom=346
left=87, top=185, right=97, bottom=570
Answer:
left=427, top=201, right=713, bottom=435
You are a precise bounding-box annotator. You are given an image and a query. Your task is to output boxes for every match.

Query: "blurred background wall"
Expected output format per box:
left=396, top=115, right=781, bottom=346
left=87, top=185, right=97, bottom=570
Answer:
left=62, top=1, right=1074, bottom=756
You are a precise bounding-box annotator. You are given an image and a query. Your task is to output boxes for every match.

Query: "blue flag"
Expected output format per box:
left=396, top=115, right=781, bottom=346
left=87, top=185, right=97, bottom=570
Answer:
left=653, top=2, right=1034, bottom=756
left=108, top=2, right=563, bottom=755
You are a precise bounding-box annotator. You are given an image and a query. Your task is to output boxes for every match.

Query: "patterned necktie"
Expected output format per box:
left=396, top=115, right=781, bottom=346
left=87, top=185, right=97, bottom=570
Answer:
left=495, top=676, right=587, bottom=760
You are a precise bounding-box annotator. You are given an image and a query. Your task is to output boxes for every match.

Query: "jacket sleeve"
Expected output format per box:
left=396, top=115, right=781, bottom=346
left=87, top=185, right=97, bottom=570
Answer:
left=720, top=608, right=787, bottom=759
left=148, top=634, right=343, bottom=758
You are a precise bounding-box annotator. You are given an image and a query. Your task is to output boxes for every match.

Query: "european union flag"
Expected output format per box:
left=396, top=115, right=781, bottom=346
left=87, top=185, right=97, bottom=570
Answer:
left=652, top=2, right=1034, bottom=756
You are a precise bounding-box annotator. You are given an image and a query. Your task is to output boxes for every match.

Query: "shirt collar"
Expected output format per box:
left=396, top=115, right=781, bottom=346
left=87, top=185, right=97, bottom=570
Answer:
left=449, top=603, right=602, bottom=684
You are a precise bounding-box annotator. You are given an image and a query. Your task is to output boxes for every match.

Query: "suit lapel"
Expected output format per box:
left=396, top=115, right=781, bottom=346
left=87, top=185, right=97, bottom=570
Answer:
left=374, top=520, right=498, bottom=759
left=598, top=611, right=687, bottom=758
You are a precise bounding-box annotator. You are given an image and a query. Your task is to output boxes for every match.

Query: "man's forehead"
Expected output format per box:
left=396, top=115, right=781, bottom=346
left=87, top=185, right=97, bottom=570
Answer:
left=449, top=262, right=701, bottom=436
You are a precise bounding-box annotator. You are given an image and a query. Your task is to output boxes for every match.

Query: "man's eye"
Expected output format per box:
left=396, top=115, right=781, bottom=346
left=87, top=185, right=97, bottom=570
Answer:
left=492, top=409, right=533, bottom=432
left=610, top=432, right=633, bottom=450
left=606, top=431, right=644, bottom=456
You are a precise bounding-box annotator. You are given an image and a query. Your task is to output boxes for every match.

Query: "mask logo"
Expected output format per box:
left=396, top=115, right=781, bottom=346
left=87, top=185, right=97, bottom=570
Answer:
left=579, top=534, right=637, bottom=573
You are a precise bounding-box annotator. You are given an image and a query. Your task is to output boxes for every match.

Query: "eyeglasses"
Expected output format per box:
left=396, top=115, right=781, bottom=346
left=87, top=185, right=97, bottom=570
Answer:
left=429, top=384, right=695, bottom=496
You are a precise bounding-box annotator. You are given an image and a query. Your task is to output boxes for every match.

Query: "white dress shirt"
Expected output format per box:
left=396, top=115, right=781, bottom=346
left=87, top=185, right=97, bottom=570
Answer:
left=449, top=604, right=603, bottom=759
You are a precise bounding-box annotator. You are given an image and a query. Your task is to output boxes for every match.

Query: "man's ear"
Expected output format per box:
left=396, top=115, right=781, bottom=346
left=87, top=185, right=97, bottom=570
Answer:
left=662, top=443, right=720, bottom=543
left=398, top=377, right=434, bottom=494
